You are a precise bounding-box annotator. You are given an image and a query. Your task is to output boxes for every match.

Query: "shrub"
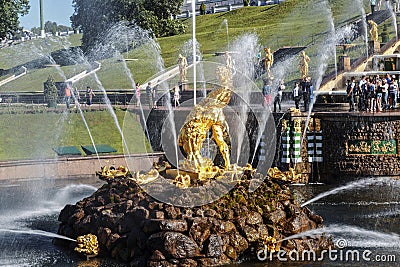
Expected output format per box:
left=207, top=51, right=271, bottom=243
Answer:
left=44, top=75, right=59, bottom=107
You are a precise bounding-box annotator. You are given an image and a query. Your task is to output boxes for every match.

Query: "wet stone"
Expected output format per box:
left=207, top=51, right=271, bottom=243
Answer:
left=246, top=211, right=263, bottom=225
left=205, top=234, right=224, bottom=257
left=243, top=225, right=259, bottom=242
left=189, top=217, right=211, bottom=246
left=150, top=250, right=166, bottom=261
left=229, top=231, right=248, bottom=253
left=143, top=219, right=188, bottom=234
left=266, top=209, right=286, bottom=224
left=225, top=245, right=237, bottom=261
left=147, top=232, right=200, bottom=259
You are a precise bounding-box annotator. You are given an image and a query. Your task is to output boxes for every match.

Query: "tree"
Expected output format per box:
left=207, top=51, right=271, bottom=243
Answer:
left=71, top=0, right=185, bottom=50
left=45, top=21, right=58, bottom=35
left=0, top=0, right=30, bottom=39
left=44, top=76, right=59, bottom=107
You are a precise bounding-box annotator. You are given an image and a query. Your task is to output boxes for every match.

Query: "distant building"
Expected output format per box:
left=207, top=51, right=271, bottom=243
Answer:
left=179, top=0, right=285, bottom=14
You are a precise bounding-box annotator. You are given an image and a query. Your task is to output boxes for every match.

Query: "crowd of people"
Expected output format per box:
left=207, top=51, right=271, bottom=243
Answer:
left=370, top=0, right=399, bottom=15
left=346, top=74, right=398, bottom=112
left=262, top=76, right=314, bottom=113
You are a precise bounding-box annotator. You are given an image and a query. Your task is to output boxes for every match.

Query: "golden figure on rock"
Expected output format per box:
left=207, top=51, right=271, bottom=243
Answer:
left=178, top=65, right=233, bottom=174
left=267, top=167, right=301, bottom=182
left=98, top=165, right=129, bottom=180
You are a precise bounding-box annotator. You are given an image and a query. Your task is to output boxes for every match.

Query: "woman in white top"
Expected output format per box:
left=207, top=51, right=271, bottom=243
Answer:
left=174, top=85, right=180, bottom=107
left=293, top=82, right=300, bottom=110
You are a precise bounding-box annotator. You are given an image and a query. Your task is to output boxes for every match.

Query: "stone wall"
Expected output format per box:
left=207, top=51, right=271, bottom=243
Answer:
left=317, top=113, right=400, bottom=181
left=0, top=153, right=161, bottom=181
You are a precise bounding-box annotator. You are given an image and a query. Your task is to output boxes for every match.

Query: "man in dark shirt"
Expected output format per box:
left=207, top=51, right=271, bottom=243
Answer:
left=301, top=77, right=310, bottom=112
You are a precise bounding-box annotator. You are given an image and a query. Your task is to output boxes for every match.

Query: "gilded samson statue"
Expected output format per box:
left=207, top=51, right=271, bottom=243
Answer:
left=178, top=65, right=233, bottom=172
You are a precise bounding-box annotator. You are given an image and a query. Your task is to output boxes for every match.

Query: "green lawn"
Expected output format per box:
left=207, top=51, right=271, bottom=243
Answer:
left=0, top=109, right=148, bottom=161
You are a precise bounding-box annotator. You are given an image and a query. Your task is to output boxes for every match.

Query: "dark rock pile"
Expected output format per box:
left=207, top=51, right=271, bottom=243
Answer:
left=57, top=172, right=332, bottom=266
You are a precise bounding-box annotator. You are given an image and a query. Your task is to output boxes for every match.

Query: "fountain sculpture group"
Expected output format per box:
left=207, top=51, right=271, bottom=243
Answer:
left=57, top=59, right=333, bottom=266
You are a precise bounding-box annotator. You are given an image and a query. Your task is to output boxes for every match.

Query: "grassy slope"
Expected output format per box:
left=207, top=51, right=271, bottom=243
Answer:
left=0, top=109, right=148, bottom=161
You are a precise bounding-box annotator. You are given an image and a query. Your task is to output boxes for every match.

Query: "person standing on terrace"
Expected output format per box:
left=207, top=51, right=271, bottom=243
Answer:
left=371, top=0, right=376, bottom=14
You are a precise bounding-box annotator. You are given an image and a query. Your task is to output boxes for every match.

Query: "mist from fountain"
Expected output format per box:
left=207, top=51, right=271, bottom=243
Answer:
left=301, top=177, right=400, bottom=207
left=249, top=56, right=295, bottom=166
left=300, top=22, right=356, bottom=149
left=48, top=37, right=102, bottom=163
left=27, top=42, right=73, bottom=159
left=66, top=22, right=168, bottom=170
left=355, top=0, right=369, bottom=59
left=181, top=39, right=206, bottom=97
left=387, top=1, right=398, bottom=41
left=230, top=33, right=260, bottom=164
left=222, top=19, right=229, bottom=51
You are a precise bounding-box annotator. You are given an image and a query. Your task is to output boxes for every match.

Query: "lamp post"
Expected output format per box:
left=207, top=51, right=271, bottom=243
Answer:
left=191, top=0, right=196, bottom=105
left=39, top=0, right=45, bottom=37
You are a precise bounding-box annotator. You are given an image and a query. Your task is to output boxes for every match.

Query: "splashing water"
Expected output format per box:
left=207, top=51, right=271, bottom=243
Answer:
left=0, top=229, right=76, bottom=242
left=301, top=9, right=356, bottom=150
left=181, top=39, right=206, bottom=97
left=387, top=1, right=398, bottom=41
left=222, top=19, right=229, bottom=51
left=230, top=33, right=260, bottom=164
left=50, top=38, right=101, bottom=164
left=355, top=0, right=369, bottom=59
left=301, top=177, right=400, bottom=207
left=279, top=224, right=400, bottom=248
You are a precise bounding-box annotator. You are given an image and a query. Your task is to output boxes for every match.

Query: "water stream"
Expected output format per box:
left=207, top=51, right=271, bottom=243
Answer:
left=356, top=0, right=369, bottom=59
left=301, top=176, right=400, bottom=207
left=0, top=229, right=76, bottom=242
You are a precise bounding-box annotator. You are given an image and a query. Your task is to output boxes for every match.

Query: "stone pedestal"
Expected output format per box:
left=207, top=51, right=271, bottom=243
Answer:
left=338, top=55, right=351, bottom=71
left=369, top=40, right=380, bottom=55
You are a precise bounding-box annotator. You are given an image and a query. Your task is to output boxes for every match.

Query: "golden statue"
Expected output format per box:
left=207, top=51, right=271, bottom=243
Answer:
left=267, top=167, right=301, bottom=183
left=281, top=119, right=288, bottom=132
left=264, top=47, right=274, bottom=78
left=299, top=51, right=310, bottom=79
left=368, top=20, right=379, bottom=42
left=293, top=118, right=302, bottom=133
left=314, top=118, right=321, bottom=132
left=178, top=65, right=233, bottom=173
left=178, top=54, right=188, bottom=82
left=307, top=118, right=314, bottom=132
